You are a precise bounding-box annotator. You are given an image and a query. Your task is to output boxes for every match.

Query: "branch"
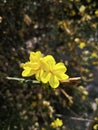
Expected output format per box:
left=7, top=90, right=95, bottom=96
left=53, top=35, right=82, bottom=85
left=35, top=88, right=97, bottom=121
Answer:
left=61, top=77, right=81, bottom=86
left=6, top=76, right=40, bottom=84
left=60, top=88, right=73, bottom=104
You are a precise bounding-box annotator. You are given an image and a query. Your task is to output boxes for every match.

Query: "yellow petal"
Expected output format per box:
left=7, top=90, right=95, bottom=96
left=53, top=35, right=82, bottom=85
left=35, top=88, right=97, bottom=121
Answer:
left=44, top=55, right=56, bottom=66
left=23, top=61, right=40, bottom=70
left=30, top=62, right=40, bottom=70
left=35, top=71, right=40, bottom=81
left=41, top=55, right=56, bottom=72
left=35, top=69, right=45, bottom=81
left=23, top=61, right=31, bottom=68
left=40, top=72, right=51, bottom=83
left=23, top=62, right=37, bottom=69
left=22, top=69, right=35, bottom=77
left=62, top=74, right=69, bottom=80
left=29, top=51, right=42, bottom=62
left=56, top=73, right=69, bottom=80
left=55, top=62, right=67, bottom=72
left=40, top=59, right=49, bottom=71
left=49, top=76, right=60, bottom=88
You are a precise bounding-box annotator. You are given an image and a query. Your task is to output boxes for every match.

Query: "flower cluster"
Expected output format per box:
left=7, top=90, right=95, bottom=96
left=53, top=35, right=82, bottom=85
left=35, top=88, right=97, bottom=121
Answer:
left=50, top=118, right=63, bottom=128
left=22, top=51, right=69, bottom=88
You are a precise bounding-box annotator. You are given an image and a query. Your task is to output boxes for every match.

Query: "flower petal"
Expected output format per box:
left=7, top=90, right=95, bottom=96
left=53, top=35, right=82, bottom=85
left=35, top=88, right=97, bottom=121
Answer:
left=30, top=62, right=40, bottom=70
left=59, top=73, right=69, bottom=80
left=35, top=71, right=40, bottom=81
left=40, top=71, right=51, bottom=83
left=55, top=62, right=67, bottom=72
left=49, top=76, right=60, bottom=88
left=42, top=55, right=56, bottom=71
left=30, top=51, right=42, bottom=62
left=54, top=71, right=69, bottom=80
left=23, top=62, right=39, bottom=71
left=22, top=69, right=35, bottom=77
left=44, top=55, right=56, bottom=65
left=40, top=59, right=49, bottom=71
left=23, top=62, right=31, bottom=69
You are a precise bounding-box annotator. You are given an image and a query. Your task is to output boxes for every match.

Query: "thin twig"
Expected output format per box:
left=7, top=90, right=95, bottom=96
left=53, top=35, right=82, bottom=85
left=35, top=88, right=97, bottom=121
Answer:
left=6, top=76, right=40, bottom=84
left=55, top=114, right=94, bottom=122
left=61, top=77, right=81, bottom=86
left=6, top=77, right=25, bottom=81
left=60, top=88, right=73, bottom=104
left=70, top=117, right=93, bottom=122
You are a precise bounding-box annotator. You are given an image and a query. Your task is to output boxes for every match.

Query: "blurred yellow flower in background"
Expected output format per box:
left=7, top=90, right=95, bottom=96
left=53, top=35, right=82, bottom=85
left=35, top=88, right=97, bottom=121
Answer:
left=91, top=52, right=97, bottom=58
left=93, top=124, right=98, bottom=130
left=79, top=5, right=86, bottom=13
left=51, top=118, right=63, bottom=128
left=95, top=10, right=98, bottom=16
left=79, top=42, right=86, bottom=49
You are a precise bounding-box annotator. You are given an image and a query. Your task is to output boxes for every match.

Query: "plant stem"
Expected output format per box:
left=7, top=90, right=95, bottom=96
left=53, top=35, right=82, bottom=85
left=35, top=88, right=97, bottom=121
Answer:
left=6, top=76, right=40, bottom=84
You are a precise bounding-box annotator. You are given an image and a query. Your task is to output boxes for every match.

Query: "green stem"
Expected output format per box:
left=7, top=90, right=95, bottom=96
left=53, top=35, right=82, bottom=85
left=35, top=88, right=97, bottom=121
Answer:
left=6, top=76, right=40, bottom=84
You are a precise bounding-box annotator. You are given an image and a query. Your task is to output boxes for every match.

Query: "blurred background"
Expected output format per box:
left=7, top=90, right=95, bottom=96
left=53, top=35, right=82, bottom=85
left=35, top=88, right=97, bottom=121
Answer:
left=0, top=0, right=98, bottom=130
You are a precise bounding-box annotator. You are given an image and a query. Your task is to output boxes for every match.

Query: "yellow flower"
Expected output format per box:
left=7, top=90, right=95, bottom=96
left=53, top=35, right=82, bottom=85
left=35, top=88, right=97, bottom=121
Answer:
left=29, top=51, right=43, bottom=62
left=93, top=124, right=98, bottom=130
left=74, top=38, right=80, bottom=43
left=79, top=42, right=86, bottom=49
left=22, top=51, right=69, bottom=88
left=95, top=10, right=98, bottom=16
left=91, top=52, right=97, bottom=58
left=79, top=5, right=86, bottom=13
left=22, top=51, right=44, bottom=81
left=51, top=118, right=63, bottom=128
left=40, top=55, right=69, bottom=88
